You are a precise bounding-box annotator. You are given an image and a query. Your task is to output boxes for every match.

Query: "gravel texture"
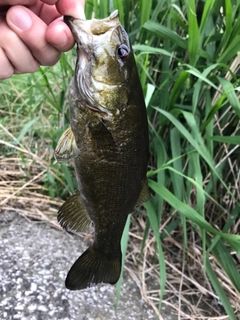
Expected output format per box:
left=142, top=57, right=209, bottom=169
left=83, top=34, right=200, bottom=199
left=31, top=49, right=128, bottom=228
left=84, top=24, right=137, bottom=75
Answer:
left=0, top=211, right=160, bottom=320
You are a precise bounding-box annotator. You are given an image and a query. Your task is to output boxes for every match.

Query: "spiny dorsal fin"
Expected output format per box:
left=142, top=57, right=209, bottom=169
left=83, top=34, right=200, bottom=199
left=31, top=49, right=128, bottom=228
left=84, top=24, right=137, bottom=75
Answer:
left=136, top=179, right=150, bottom=207
left=58, top=190, right=91, bottom=233
left=55, top=127, right=80, bottom=161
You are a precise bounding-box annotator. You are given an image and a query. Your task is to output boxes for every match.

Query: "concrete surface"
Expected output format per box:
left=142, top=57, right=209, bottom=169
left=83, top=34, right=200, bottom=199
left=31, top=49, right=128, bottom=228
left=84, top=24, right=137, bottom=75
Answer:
left=0, top=211, right=159, bottom=320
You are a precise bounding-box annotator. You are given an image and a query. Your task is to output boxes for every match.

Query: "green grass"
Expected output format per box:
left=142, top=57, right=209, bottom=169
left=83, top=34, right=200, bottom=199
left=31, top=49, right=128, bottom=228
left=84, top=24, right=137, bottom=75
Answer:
left=0, top=55, right=77, bottom=200
left=1, top=0, right=240, bottom=318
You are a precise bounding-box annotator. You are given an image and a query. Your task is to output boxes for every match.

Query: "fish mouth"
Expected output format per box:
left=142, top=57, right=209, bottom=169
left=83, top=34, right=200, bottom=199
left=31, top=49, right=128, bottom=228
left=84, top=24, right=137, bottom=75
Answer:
left=64, top=10, right=119, bottom=36
left=64, top=11, right=120, bottom=70
left=64, top=11, right=120, bottom=54
left=64, top=12, right=120, bottom=120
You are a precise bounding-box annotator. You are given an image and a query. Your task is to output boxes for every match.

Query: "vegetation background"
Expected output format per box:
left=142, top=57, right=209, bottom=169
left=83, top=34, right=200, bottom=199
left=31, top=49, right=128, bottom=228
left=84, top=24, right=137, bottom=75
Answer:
left=0, top=0, right=240, bottom=319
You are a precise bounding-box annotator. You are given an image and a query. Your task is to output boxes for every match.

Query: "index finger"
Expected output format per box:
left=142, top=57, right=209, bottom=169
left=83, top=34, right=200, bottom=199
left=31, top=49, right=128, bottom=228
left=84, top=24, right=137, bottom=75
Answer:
left=39, top=0, right=85, bottom=19
left=0, top=0, right=36, bottom=5
left=40, top=0, right=84, bottom=9
left=56, top=0, right=85, bottom=18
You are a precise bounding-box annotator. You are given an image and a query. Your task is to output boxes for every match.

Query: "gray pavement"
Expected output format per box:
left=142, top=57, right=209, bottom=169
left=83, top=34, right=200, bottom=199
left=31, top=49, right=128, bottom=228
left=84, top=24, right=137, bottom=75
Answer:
left=0, top=211, right=158, bottom=320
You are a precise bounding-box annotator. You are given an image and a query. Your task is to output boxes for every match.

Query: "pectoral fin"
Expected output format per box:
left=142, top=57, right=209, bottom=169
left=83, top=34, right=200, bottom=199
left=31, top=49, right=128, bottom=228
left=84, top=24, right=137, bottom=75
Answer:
left=136, top=179, right=150, bottom=207
left=88, top=120, right=116, bottom=151
left=55, top=127, right=80, bottom=161
left=58, top=190, right=91, bottom=233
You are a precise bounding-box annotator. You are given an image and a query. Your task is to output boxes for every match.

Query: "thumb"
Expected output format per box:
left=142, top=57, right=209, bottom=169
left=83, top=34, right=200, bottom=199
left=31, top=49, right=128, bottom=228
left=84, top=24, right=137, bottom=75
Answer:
left=6, top=5, right=61, bottom=65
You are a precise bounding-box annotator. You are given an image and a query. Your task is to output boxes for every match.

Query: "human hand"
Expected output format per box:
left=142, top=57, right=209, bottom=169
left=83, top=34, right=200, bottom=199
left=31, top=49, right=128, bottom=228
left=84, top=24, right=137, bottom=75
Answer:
left=0, top=0, right=85, bottom=80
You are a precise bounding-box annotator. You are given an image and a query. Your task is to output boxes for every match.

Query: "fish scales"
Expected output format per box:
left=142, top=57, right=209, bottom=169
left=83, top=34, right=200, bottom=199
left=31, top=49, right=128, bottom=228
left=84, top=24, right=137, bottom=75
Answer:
left=55, top=10, right=149, bottom=290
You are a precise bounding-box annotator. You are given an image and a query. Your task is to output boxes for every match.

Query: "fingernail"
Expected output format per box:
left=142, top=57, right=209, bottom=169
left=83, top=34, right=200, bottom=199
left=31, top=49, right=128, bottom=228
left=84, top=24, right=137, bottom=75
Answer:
left=50, top=25, right=69, bottom=47
left=56, top=31, right=68, bottom=47
left=10, top=8, right=32, bottom=30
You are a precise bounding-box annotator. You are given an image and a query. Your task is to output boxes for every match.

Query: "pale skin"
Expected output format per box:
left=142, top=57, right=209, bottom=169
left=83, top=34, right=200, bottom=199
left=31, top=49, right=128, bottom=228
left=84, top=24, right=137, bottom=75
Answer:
left=0, top=0, right=85, bottom=79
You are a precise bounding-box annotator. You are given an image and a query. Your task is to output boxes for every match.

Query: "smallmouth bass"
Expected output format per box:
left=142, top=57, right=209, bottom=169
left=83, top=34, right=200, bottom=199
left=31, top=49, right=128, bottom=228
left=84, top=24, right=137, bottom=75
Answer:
left=55, top=10, right=149, bottom=290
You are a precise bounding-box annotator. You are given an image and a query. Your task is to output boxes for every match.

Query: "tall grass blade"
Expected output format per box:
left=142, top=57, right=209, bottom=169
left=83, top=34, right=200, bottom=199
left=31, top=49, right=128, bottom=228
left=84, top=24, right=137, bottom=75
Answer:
left=16, top=117, right=40, bottom=143
left=144, top=200, right=166, bottom=310
left=199, top=0, right=215, bottom=32
left=148, top=180, right=240, bottom=248
left=115, top=214, right=131, bottom=310
left=112, top=0, right=124, bottom=23
left=218, top=77, right=240, bottom=118
left=205, top=259, right=237, bottom=320
left=144, top=21, right=187, bottom=49
left=211, top=136, right=240, bottom=144
left=140, top=0, right=152, bottom=27
left=187, top=0, right=200, bottom=65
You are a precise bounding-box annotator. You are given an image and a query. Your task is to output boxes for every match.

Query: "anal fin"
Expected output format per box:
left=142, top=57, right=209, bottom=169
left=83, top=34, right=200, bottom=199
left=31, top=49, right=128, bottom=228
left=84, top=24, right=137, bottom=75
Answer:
left=58, top=190, right=91, bottom=233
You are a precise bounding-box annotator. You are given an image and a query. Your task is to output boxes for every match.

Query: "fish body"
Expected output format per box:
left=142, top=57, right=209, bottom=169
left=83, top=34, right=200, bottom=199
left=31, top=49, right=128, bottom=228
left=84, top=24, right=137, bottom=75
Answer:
left=55, top=10, right=149, bottom=290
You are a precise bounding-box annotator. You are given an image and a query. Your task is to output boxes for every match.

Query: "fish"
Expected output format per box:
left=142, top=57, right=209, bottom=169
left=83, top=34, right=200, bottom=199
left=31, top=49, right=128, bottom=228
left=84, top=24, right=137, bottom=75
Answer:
left=54, top=10, right=149, bottom=290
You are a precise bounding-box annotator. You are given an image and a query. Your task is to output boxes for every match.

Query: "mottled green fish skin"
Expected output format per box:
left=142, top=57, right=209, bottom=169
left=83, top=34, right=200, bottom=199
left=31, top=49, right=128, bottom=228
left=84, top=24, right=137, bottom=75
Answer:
left=57, top=10, right=149, bottom=290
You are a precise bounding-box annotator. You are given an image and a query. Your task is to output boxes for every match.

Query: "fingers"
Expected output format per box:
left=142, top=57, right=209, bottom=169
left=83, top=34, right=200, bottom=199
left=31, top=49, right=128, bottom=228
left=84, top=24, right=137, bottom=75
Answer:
left=0, top=0, right=85, bottom=79
left=1, top=0, right=36, bottom=5
left=28, top=1, right=59, bottom=25
left=6, top=5, right=62, bottom=66
left=0, top=19, right=39, bottom=79
left=46, top=19, right=74, bottom=52
left=0, top=47, right=14, bottom=79
left=56, top=0, right=85, bottom=19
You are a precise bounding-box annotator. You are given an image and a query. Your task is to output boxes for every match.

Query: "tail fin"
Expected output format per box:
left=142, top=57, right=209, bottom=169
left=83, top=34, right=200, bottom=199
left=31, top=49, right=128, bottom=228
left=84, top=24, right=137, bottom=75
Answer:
left=65, top=245, right=121, bottom=290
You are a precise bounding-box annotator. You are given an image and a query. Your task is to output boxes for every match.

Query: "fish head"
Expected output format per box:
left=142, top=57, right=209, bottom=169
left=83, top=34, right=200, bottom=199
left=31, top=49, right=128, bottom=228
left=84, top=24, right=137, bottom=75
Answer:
left=65, top=11, right=136, bottom=119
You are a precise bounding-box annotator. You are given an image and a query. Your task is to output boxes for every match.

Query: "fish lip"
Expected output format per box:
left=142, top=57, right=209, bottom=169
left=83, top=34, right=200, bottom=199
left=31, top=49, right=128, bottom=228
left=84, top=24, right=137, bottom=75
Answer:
left=64, top=16, right=90, bottom=42
left=64, top=15, right=74, bottom=26
left=64, top=15, right=93, bottom=59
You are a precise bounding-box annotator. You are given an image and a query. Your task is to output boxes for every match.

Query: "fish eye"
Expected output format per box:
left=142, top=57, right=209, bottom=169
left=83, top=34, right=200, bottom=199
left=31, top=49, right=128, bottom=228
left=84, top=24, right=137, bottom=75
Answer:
left=117, top=44, right=129, bottom=60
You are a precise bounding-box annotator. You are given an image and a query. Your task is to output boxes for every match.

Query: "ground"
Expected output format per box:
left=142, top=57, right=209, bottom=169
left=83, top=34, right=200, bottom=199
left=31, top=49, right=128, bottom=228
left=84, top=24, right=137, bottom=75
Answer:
left=0, top=211, right=177, bottom=320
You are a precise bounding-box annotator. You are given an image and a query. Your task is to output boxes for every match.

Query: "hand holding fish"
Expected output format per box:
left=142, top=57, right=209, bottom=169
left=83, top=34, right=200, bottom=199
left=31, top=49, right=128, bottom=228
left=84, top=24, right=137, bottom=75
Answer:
left=0, top=0, right=85, bottom=79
